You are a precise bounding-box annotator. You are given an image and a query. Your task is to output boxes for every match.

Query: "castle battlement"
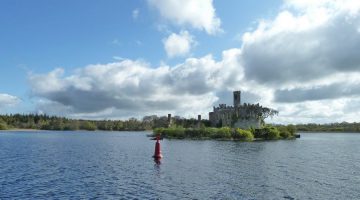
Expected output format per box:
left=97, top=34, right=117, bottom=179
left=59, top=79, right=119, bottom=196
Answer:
left=209, top=91, right=278, bottom=129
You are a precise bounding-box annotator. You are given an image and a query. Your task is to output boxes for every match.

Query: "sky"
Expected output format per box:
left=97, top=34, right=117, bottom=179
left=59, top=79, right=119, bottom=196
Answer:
left=1, top=0, right=360, bottom=124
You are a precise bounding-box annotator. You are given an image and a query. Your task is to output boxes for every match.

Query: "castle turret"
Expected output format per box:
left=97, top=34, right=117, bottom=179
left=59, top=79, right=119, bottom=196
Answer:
left=167, top=114, right=172, bottom=127
left=233, top=91, right=241, bottom=108
left=197, top=115, right=201, bottom=128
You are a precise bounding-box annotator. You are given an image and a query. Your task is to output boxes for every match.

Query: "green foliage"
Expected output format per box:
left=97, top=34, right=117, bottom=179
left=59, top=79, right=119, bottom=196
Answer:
left=165, top=127, right=185, bottom=138
left=170, top=117, right=211, bottom=129
left=254, top=125, right=280, bottom=140
left=154, top=127, right=185, bottom=138
left=80, top=121, right=97, bottom=131
left=0, top=118, right=8, bottom=130
left=153, top=127, right=164, bottom=135
left=264, top=126, right=280, bottom=140
left=184, top=128, right=198, bottom=138
left=277, top=125, right=296, bottom=139
left=154, top=127, right=256, bottom=141
left=214, top=127, right=232, bottom=139
left=97, top=120, right=114, bottom=131
left=279, top=127, right=291, bottom=138
left=0, top=114, right=151, bottom=131
left=287, top=122, right=360, bottom=133
left=63, top=120, right=79, bottom=130
left=249, top=127, right=256, bottom=134
left=202, top=127, right=218, bottom=138
left=286, top=125, right=296, bottom=135
left=233, top=128, right=254, bottom=141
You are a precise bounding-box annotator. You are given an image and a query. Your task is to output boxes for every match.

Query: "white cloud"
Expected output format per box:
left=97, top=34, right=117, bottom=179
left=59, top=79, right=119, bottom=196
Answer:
left=0, top=93, right=21, bottom=107
left=29, top=49, right=243, bottom=119
left=163, top=31, right=195, bottom=58
left=236, top=0, right=360, bottom=123
left=148, top=0, right=222, bottom=34
left=284, top=0, right=360, bottom=15
left=268, top=97, right=360, bottom=124
left=132, top=9, right=139, bottom=19
left=241, top=0, right=360, bottom=86
left=29, top=68, right=67, bottom=94
left=275, top=79, right=360, bottom=103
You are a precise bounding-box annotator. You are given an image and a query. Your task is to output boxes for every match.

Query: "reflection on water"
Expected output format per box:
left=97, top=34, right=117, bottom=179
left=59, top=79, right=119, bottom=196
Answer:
left=153, top=159, right=161, bottom=165
left=0, top=131, right=359, bottom=199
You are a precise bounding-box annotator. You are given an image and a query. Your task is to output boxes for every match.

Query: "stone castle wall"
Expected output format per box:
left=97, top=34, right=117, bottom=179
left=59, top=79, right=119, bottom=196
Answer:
left=233, top=118, right=260, bottom=129
left=209, top=91, right=262, bottom=129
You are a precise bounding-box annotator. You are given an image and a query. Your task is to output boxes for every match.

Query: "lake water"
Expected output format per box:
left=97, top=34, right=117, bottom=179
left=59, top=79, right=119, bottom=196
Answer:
left=0, top=131, right=359, bottom=199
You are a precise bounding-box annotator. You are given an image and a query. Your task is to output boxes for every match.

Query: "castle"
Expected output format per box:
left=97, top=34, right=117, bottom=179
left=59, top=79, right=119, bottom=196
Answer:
left=209, top=91, right=278, bottom=129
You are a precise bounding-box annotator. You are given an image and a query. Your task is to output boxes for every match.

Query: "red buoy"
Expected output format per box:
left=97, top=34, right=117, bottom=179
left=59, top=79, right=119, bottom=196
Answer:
left=153, top=135, right=163, bottom=159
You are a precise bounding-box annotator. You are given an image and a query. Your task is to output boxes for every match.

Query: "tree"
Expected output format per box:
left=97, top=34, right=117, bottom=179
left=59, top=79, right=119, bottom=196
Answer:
left=64, top=120, right=79, bottom=130
left=263, top=125, right=280, bottom=140
left=233, top=128, right=254, bottom=141
left=214, top=127, right=232, bottom=138
left=0, top=118, right=8, bottom=130
left=153, top=116, right=169, bottom=128
left=113, top=121, right=124, bottom=130
left=80, top=121, right=97, bottom=131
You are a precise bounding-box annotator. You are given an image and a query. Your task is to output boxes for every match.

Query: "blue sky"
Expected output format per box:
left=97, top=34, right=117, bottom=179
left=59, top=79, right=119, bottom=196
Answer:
left=1, top=0, right=360, bottom=123
left=0, top=0, right=281, bottom=111
left=0, top=0, right=280, bottom=69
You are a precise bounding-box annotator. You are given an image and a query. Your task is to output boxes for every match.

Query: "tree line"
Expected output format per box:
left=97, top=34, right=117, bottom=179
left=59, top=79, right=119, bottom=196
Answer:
left=291, top=122, right=360, bottom=132
left=0, top=114, right=207, bottom=131
left=1, top=113, right=359, bottom=132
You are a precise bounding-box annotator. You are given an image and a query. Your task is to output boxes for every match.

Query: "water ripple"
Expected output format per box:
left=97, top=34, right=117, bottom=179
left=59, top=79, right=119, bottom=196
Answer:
left=0, top=131, right=360, bottom=199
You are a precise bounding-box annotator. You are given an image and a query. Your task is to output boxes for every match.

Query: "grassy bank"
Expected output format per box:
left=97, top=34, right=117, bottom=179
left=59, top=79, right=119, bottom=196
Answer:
left=152, top=125, right=296, bottom=141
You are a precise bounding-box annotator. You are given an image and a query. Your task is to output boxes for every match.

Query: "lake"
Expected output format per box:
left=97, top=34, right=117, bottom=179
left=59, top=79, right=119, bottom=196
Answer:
left=0, top=131, right=359, bottom=199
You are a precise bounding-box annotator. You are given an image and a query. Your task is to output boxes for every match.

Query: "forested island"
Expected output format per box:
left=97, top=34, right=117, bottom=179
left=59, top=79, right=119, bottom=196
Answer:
left=1, top=114, right=360, bottom=133
left=153, top=125, right=297, bottom=141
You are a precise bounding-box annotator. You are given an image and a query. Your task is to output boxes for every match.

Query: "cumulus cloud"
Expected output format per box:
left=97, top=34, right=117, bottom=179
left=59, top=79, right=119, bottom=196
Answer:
left=241, top=0, right=360, bottom=85
left=29, top=49, right=243, bottom=119
left=0, top=93, right=21, bottom=107
left=284, top=0, right=360, bottom=14
left=268, top=99, right=348, bottom=124
left=227, top=0, right=360, bottom=124
left=275, top=81, right=360, bottom=103
left=163, top=31, right=195, bottom=58
left=148, top=0, right=222, bottom=34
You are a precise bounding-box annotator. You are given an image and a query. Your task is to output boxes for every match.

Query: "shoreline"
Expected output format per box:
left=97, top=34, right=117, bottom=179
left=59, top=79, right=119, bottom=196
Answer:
left=1, top=129, right=359, bottom=134
left=0, top=129, right=151, bottom=132
left=0, top=128, right=42, bottom=132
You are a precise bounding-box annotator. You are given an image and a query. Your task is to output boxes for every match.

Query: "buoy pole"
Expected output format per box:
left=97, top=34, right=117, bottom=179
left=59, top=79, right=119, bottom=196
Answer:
left=153, top=135, right=163, bottom=159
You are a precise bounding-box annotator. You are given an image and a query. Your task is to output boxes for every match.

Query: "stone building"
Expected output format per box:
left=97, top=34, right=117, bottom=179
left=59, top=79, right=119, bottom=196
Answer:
left=209, top=91, right=278, bottom=129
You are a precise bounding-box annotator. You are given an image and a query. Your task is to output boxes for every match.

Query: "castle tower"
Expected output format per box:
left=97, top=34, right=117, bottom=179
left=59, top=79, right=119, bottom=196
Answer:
left=233, top=91, right=241, bottom=108
left=167, top=114, right=172, bottom=127
left=197, top=115, right=201, bottom=128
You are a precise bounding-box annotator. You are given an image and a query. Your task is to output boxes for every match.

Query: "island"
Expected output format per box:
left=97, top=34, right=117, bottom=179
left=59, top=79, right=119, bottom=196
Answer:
left=150, top=91, right=297, bottom=141
left=152, top=125, right=297, bottom=141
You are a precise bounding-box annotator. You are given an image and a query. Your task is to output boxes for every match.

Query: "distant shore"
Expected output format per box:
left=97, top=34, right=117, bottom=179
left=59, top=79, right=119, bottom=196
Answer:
left=0, top=128, right=42, bottom=132
left=2, top=114, right=360, bottom=133
left=0, top=128, right=148, bottom=132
